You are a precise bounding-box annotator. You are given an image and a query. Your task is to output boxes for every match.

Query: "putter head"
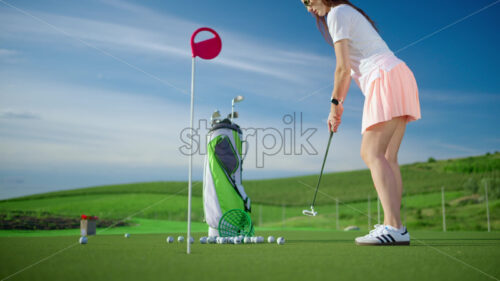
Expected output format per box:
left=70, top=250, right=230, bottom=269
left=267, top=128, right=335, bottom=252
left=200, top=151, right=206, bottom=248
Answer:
left=302, top=206, right=317, bottom=217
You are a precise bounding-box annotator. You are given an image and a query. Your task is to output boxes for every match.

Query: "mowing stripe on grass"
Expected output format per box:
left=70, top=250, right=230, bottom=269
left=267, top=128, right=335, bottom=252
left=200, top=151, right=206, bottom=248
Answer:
left=0, top=185, right=192, bottom=281
left=297, top=179, right=500, bottom=281
left=0, top=242, right=78, bottom=281
left=414, top=239, right=500, bottom=281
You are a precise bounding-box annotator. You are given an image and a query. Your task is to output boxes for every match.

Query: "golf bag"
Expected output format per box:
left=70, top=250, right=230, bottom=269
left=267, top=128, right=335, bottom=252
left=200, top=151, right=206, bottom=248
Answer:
left=203, top=119, right=251, bottom=236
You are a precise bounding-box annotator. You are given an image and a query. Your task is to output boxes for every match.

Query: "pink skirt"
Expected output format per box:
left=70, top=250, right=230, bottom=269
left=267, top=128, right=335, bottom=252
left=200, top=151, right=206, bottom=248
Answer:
left=361, top=62, right=421, bottom=134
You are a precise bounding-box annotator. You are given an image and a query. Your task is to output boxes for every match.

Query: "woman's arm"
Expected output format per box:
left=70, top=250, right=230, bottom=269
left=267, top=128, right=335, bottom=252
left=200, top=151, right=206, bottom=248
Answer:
left=328, top=39, right=351, bottom=132
left=332, top=39, right=351, bottom=101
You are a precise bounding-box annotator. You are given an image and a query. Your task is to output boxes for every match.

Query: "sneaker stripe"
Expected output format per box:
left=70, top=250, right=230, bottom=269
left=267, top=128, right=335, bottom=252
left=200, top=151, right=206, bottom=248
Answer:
left=401, top=228, right=408, bottom=235
left=375, top=236, right=385, bottom=244
left=379, top=235, right=390, bottom=243
left=386, top=234, right=396, bottom=243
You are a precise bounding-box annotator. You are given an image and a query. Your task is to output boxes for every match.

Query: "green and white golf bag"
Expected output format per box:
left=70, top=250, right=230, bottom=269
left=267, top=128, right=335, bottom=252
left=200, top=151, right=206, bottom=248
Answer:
left=203, top=119, right=251, bottom=236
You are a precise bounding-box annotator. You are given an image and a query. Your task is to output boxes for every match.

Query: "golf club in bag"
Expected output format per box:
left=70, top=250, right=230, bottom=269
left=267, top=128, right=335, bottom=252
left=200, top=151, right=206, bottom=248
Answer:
left=303, top=131, right=334, bottom=216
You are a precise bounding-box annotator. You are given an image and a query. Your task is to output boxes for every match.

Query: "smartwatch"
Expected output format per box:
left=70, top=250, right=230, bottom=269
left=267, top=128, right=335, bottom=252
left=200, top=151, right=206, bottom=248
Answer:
left=331, top=97, right=343, bottom=105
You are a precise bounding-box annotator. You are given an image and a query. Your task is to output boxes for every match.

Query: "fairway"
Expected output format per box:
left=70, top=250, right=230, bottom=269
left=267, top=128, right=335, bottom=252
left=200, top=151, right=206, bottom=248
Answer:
left=1, top=231, right=499, bottom=281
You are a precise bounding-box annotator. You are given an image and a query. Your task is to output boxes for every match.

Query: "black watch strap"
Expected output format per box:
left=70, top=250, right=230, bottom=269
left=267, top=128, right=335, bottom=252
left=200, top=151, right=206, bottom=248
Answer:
left=331, top=98, right=342, bottom=105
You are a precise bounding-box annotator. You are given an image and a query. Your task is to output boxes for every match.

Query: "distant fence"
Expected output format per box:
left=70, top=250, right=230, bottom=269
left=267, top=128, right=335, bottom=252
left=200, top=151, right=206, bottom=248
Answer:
left=254, top=180, right=494, bottom=232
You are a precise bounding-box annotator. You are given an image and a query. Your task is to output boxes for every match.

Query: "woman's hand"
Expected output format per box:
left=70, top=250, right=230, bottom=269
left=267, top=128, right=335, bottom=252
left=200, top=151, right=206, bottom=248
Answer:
left=327, top=103, right=344, bottom=132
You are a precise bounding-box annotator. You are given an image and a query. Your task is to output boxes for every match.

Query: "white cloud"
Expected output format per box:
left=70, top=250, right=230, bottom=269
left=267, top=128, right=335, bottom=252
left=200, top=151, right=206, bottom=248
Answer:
left=0, top=78, right=189, bottom=169
left=0, top=109, right=40, bottom=120
left=0, top=48, right=18, bottom=56
left=419, top=89, right=499, bottom=104
left=0, top=48, right=23, bottom=63
left=432, top=141, right=482, bottom=155
left=0, top=74, right=363, bottom=177
left=0, top=5, right=333, bottom=88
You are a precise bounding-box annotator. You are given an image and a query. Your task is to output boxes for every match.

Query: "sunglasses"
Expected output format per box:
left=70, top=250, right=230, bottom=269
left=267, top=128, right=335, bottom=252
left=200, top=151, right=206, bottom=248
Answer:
left=303, top=0, right=311, bottom=7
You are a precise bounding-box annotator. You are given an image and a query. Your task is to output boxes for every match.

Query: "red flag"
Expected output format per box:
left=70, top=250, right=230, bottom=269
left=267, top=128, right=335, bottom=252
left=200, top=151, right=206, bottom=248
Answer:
left=190, top=27, right=222, bottom=60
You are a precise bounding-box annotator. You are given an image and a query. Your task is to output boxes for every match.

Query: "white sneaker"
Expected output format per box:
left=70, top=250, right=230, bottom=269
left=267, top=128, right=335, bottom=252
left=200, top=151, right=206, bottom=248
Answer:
left=355, top=225, right=410, bottom=246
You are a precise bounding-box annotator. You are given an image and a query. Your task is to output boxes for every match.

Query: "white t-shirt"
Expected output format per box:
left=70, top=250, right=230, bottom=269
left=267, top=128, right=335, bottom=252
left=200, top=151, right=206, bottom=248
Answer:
left=327, top=4, right=403, bottom=95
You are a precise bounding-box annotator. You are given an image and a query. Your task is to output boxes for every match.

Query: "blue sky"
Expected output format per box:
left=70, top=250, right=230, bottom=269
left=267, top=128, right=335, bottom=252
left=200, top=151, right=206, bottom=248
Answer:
left=0, top=0, right=499, bottom=199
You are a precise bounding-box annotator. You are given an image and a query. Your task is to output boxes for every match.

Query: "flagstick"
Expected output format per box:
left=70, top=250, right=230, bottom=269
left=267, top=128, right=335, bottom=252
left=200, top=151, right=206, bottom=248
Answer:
left=187, top=26, right=221, bottom=254
left=187, top=56, right=195, bottom=254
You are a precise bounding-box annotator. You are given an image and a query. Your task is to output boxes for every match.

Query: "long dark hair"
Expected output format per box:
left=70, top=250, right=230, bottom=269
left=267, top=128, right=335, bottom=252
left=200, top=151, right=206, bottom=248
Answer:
left=315, top=0, right=379, bottom=46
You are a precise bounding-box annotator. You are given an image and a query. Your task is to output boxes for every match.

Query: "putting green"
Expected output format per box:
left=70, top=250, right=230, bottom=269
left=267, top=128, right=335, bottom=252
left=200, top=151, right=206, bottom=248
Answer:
left=0, top=231, right=499, bottom=281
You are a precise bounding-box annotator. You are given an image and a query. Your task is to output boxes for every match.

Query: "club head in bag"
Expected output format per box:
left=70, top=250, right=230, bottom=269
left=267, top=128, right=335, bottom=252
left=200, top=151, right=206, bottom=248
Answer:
left=227, top=112, right=238, bottom=119
left=232, top=95, right=244, bottom=105
left=231, top=96, right=244, bottom=122
left=302, top=206, right=317, bottom=217
left=211, top=110, right=221, bottom=125
left=212, top=110, right=221, bottom=119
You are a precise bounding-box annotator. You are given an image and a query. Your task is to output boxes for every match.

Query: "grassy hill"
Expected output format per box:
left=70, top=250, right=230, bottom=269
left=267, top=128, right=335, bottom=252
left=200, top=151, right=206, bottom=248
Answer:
left=5, top=152, right=499, bottom=204
left=0, top=152, right=498, bottom=232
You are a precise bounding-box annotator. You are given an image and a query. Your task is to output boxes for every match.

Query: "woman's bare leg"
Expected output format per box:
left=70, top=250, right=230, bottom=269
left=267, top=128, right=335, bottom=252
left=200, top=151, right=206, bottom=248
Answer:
left=360, top=116, right=407, bottom=228
left=384, top=117, right=407, bottom=214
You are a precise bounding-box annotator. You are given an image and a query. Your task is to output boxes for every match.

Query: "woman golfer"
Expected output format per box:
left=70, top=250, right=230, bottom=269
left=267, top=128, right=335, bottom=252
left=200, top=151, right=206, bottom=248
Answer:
left=301, top=0, right=421, bottom=245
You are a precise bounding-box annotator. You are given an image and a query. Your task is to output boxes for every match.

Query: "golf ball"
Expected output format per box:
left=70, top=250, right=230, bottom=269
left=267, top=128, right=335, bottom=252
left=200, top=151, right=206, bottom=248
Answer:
left=208, top=236, right=216, bottom=244
left=79, top=236, right=88, bottom=244
left=234, top=237, right=242, bottom=244
left=221, top=237, right=227, bottom=244
left=243, top=237, right=251, bottom=244
left=188, top=237, right=194, bottom=244
left=250, top=237, right=257, bottom=243
left=124, top=233, right=130, bottom=238
left=277, top=237, right=285, bottom=245
left=228, top=237, right=234, bottom=244
left=256, top=236, right=264, bottom=243
left=267, top=236, right=275, bottom=243
left=166, top=236, right=174, bottom=243
left=177, top=236, right=185, bottom=242
left=200, top=237, right=207, bottom=244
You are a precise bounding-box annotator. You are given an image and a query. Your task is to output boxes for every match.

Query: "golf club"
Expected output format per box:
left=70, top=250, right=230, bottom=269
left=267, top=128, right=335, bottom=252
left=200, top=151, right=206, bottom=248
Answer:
left=211, top=110, right=221, bottom=125
left=303, top=130, right=334, bottom=217
left=231, top=95, right=244, bottom=122
left=227, top=111, right=238, bottom=119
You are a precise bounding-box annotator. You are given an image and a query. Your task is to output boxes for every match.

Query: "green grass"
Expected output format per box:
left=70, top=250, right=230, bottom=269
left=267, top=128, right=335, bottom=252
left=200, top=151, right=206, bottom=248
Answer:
left=0, top=194, right=203, bottom=221
left=0, top=218, right=208, bottom=237
left=0, top=153, right=498, bottom=234
left=3, top=153, right=498, bottom=206
left=0, top=154, right=499, bottom=280
left=2, top=189, right=498, bottom=232
left=0, top=231, right=499, bottom=281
